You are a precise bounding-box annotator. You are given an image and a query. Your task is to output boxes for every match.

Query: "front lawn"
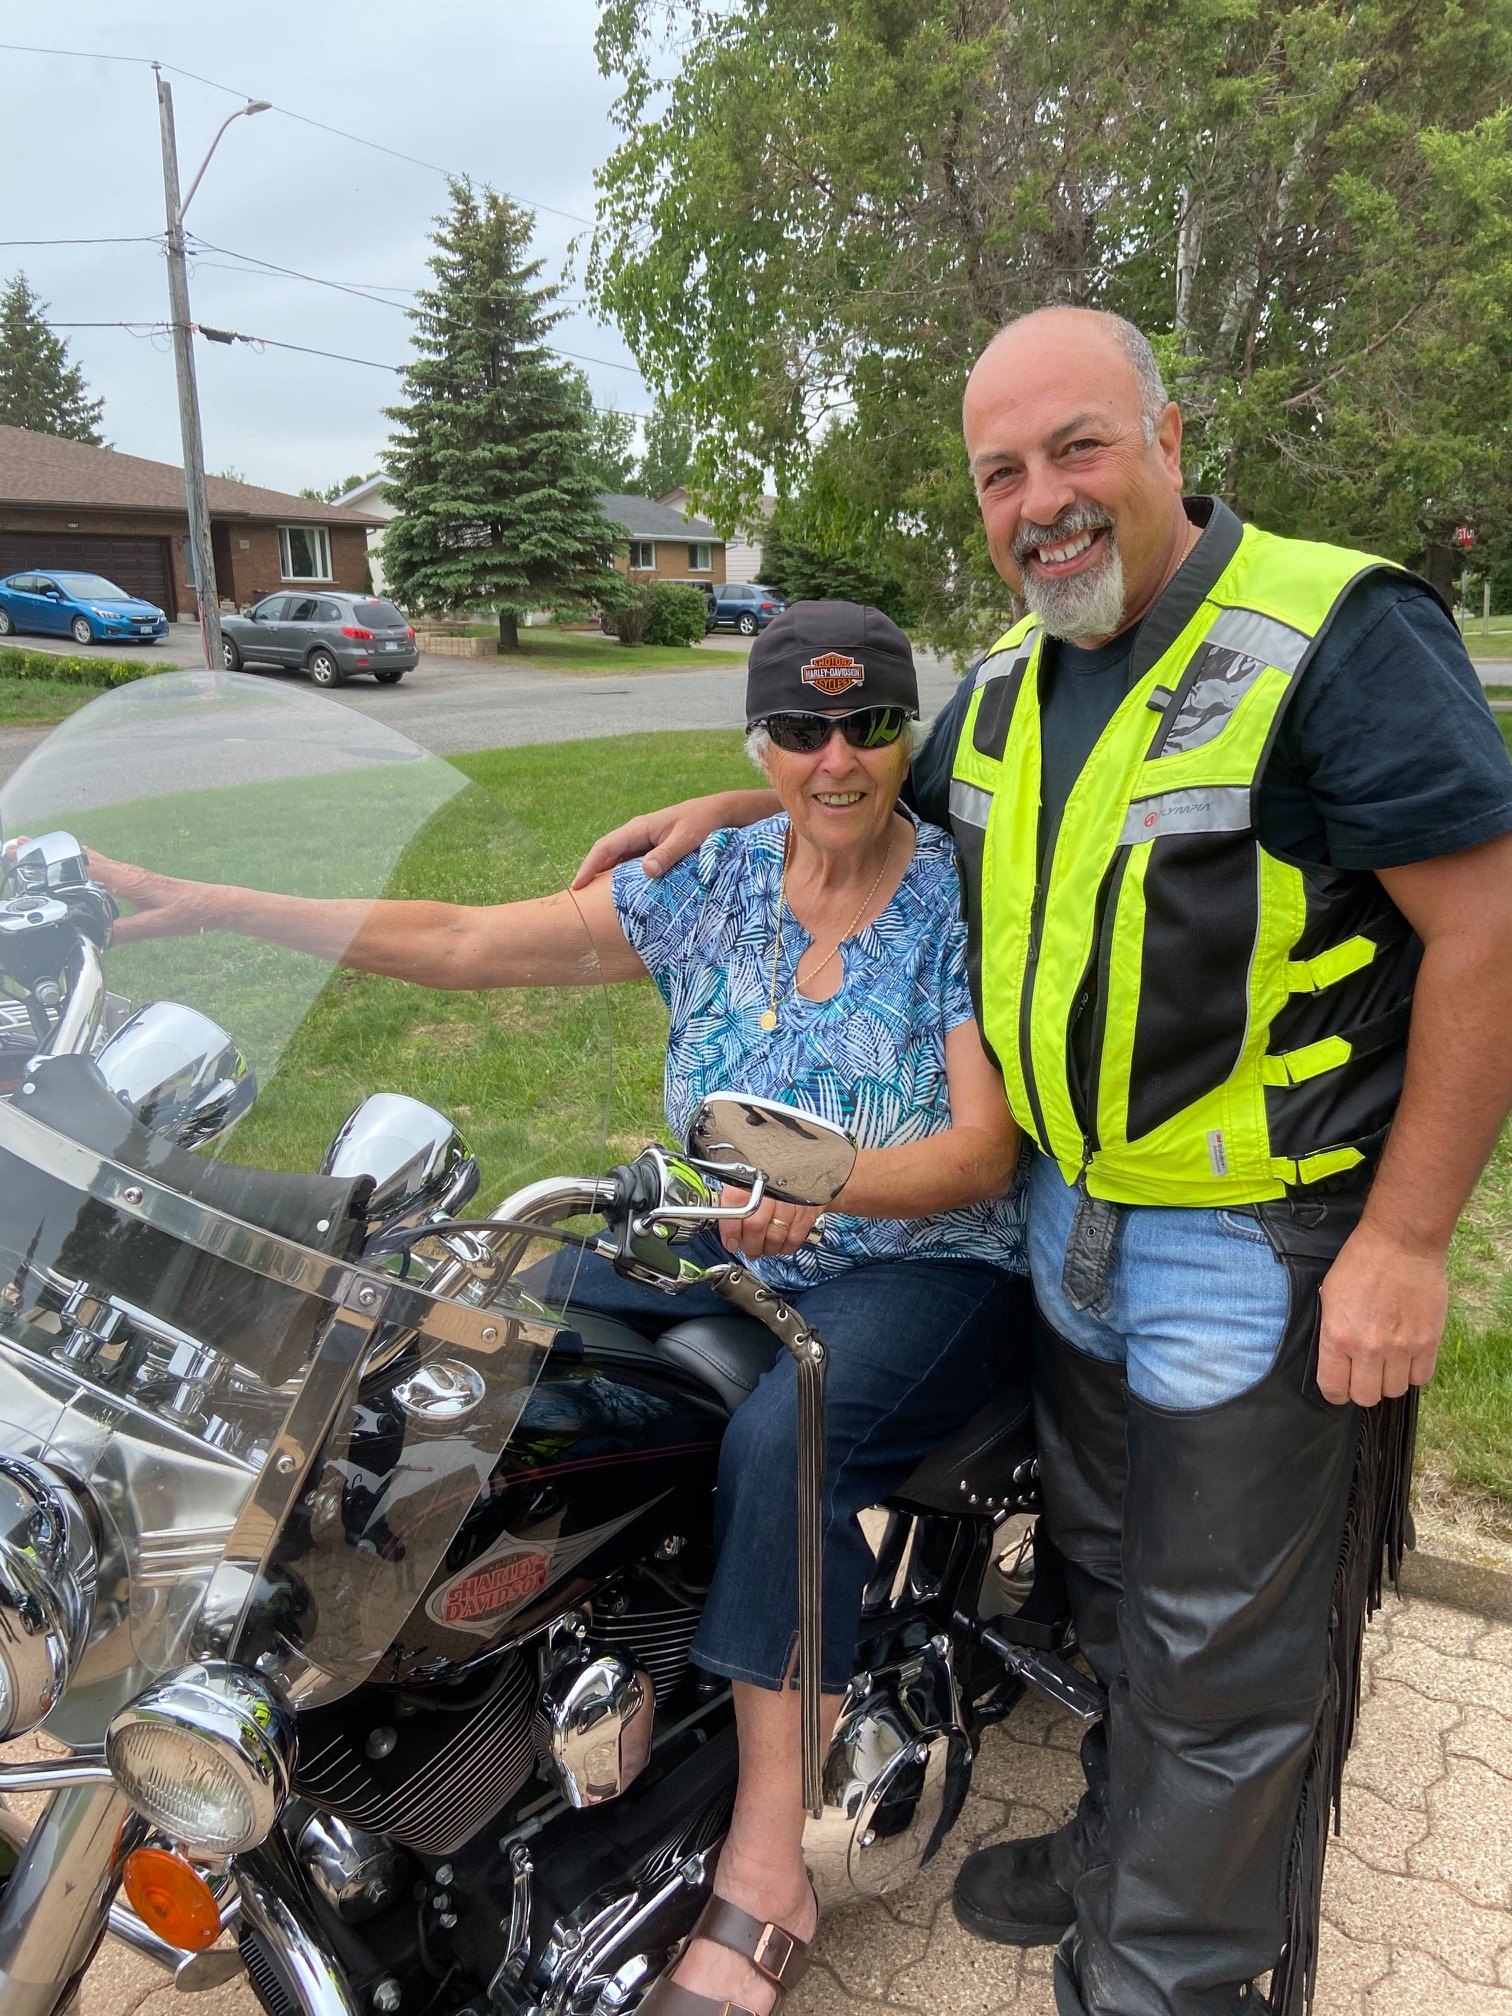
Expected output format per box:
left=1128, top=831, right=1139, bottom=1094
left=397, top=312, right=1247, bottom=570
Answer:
left=493, top=629, right=748, bottom=675
left=65, top=722, right=1512, bottom=1516
left=0, top=677, right=102, bottom=728
left=1458, top=614, right=1512, bottom=661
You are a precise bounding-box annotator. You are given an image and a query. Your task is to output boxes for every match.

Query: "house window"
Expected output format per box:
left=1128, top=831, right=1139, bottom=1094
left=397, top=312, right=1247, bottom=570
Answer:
left=688, top=541, right=712, bottom=572
left=279, top=525, right=333, bottom=580
left=628, top=540, right=656, bottom=571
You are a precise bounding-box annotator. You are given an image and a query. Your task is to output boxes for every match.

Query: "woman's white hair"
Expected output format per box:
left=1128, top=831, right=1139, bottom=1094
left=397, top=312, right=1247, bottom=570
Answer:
left=745, top=715, right=930, bottom=773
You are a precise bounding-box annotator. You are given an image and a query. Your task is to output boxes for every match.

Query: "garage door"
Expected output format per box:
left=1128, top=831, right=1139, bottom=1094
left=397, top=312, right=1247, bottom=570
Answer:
left=0, top=533, right=176, bottom=617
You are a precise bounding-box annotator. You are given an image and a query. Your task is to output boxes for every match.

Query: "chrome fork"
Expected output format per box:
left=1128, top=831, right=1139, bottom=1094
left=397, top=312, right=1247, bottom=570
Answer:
left=0, top=1782, right=136, bottom=2016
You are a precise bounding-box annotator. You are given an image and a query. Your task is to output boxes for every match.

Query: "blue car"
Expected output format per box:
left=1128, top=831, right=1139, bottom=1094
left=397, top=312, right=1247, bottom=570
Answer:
left=0, top=569, right=169, bottom=646
left=706, top=582, right=787, bottom=634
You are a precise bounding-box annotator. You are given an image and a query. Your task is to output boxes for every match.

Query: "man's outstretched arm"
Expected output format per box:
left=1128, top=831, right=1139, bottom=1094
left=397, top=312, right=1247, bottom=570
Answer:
left=571, top=789, right=778, bottom=889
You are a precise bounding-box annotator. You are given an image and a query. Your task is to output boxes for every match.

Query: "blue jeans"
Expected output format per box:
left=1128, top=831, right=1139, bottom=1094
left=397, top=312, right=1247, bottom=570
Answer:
left=529, top=1245, right=1029, bottom=1692
left=1028, top=1154, right=1293, bottom=1408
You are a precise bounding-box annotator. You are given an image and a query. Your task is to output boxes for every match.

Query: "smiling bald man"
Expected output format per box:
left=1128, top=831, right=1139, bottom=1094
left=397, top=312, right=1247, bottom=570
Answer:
left=574, top=306, right=1512, bottom=2016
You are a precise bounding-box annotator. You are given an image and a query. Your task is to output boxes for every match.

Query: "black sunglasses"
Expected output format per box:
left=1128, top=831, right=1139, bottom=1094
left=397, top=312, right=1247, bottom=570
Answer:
left=758, top=707, right=911, bottom=754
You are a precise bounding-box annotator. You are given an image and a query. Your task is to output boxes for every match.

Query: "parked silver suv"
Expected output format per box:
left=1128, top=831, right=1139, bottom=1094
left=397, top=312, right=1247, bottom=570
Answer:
left=221, top=592, right=418, bottom=685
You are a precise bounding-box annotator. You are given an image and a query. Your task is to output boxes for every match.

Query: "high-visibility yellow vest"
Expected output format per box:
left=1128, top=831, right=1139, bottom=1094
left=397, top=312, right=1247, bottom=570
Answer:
left=948, top=516, right=1425, bottom=1206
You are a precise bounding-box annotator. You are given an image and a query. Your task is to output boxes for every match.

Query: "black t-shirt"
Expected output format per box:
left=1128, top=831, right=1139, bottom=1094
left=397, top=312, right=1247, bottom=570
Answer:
left=908, top=568, right=1512, bottom=871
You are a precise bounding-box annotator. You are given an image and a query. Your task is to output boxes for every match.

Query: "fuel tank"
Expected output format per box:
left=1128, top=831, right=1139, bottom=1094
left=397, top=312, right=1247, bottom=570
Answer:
left=367, top=1315, right=725, bottom=1682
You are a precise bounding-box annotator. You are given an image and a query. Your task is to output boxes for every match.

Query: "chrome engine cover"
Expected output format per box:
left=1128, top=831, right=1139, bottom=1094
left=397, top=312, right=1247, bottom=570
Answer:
left=541, top=1640, right=655, bottom=1809
left=803, top=1636, right=972, bottom=1906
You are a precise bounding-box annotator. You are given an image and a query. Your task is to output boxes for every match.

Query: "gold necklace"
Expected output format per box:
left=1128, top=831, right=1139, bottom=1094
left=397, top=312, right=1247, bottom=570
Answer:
left=760, top=825, right=894, bottom=1032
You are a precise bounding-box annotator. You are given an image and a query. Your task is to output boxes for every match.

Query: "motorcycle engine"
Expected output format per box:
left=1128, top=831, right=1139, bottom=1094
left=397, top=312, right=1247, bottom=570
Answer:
left=291, top=1569, right=705, bottom=1857
left=803, top=1637, right=973, bottom=1907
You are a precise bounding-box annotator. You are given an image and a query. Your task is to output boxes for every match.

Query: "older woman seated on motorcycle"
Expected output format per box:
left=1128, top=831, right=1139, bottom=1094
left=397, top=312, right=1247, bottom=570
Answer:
left=93, top=601, right=1026, bottom=2016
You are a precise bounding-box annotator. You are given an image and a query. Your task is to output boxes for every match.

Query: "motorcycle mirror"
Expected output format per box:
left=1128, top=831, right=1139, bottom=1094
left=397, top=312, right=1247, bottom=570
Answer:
left=95, top=1001, right=258, bottom=1150
left=11, top=831, right=91, bottom=896
left=686, top=1093, right=857, bottom=1206
left=322, top=1093, right=480, bottom=1243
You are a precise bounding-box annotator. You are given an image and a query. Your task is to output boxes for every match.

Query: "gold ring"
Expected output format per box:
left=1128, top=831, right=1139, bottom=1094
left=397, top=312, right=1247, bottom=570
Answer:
left=772, top=1217, right=791, bottom=1231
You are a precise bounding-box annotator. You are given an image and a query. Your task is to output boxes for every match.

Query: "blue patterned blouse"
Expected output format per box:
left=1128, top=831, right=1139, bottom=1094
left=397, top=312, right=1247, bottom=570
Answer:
left=611, top=815, right=1027, bottom=1290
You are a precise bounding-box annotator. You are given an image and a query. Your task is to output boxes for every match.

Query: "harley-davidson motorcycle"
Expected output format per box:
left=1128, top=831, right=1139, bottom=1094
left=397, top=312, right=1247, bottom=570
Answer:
left=0, top=670, right=1094, bottom=2016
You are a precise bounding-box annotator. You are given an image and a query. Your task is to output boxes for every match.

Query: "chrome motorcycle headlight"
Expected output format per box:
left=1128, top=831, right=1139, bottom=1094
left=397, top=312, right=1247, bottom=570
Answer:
left=0, top=1455, right=97, bottom=1740
left=106, top=1662, right=296, bottom=1855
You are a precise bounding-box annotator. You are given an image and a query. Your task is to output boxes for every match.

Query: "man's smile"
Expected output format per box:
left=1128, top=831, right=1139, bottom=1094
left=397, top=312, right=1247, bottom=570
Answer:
left=1027, top=526, right=1110, bottom=576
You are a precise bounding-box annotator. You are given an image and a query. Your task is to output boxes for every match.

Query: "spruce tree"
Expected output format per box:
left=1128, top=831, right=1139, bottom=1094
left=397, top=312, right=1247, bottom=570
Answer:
left=383, top=182, right=620, bottom=650
left=0, top=274, right=105, bottom=443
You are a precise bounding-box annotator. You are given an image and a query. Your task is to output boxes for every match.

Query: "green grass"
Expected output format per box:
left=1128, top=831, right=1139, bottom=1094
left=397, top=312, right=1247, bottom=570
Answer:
left=1458, top=614, right=1512, bottom=661
left=493, top=630, right=748, bottom=675
left=0, top=676, right=101, bottom=727
left=1415, top=708, right=1512, bottom=1511
left=49, top=730, right=754, bottom=1208
left=1484, top=684, right=1511, bottom=703
left=29, top=716, right=1512, bottom=1509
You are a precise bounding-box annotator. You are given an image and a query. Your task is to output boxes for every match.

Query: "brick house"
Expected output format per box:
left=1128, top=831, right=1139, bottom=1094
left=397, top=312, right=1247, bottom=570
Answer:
left=656, top=486, right=775, bottom=585
left=600, top=493, right=726, bottom=585
left=331, top=480, right=728, bottom=599
left=0, top=425, right=384, bottom=620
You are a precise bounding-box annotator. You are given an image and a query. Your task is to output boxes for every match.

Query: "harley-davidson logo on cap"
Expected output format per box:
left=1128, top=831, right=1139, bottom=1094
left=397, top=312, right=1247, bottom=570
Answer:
left=800, top=651, right=865, bottom=696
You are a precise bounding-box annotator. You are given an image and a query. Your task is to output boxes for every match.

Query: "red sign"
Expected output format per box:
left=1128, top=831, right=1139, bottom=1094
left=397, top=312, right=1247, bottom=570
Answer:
left=1454, top=524, right=1477, bottom=550
left=438, top=1550, right=550, bottom=1625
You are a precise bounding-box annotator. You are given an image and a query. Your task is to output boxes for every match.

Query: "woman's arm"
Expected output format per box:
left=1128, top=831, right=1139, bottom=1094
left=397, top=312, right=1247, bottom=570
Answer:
left=840, top=1018, right=1021, bottom=1215
left=722, top=1018, right=1020, bottom=1257
left=88, top=852, right=648, bottom=991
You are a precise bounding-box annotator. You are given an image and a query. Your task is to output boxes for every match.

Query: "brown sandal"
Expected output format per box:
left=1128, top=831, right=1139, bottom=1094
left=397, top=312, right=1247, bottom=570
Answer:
left=638, top=1890, right=816, bottom=2016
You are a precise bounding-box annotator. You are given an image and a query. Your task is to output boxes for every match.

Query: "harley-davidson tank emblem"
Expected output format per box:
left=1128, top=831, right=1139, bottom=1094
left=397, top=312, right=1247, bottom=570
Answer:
left=800, top=651, right=865, bottom=696
left=437, top=1550, right=550, bottom=1624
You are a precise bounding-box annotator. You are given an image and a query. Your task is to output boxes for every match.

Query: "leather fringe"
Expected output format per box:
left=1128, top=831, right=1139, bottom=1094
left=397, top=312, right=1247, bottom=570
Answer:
left=1267, top=1386, right=1419, bottom=2016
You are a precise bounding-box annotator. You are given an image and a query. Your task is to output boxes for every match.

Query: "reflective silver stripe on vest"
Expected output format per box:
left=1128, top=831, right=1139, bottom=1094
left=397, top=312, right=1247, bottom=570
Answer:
left=1159, top=604, right=1309, bottom=757
left=975, top=642, right=1033, bottom=689
left=950, top=779, right=994, bottom=831
left=1120, top=785, right=1251, bottom=844
left=1206, top=607, right=1308, bottom=673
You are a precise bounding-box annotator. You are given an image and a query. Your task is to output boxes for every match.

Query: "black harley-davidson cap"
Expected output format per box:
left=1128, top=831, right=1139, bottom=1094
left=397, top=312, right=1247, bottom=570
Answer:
left=745, top=600, right=919, bottom=727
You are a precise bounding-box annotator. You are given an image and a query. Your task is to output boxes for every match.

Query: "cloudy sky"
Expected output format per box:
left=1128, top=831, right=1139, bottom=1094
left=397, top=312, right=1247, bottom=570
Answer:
left=2, top=1, right=648, bottom=494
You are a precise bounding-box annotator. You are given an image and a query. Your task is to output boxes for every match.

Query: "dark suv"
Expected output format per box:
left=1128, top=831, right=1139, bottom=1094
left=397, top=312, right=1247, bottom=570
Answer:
left=221, top=592, right=418, bottom=685
left=707, top=583, right=786, bottom=634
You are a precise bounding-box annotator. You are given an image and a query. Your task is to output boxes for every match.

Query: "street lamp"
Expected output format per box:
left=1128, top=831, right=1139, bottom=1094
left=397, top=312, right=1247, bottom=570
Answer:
left=154, top=71, right=269, bottom=673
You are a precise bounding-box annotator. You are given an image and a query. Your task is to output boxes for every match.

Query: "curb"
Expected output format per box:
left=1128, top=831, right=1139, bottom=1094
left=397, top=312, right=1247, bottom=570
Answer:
left=1399, top=1546, right=1512, bottom=1622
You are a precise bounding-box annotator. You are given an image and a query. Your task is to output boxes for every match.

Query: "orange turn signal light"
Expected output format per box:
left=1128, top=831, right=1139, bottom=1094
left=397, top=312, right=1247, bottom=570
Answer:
left=122, top=1845, right=222, bottom=1952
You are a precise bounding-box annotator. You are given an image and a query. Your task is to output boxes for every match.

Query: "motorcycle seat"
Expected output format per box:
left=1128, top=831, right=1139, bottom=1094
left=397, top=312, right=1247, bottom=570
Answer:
left=652, top=1311, right=1038, bottom=1516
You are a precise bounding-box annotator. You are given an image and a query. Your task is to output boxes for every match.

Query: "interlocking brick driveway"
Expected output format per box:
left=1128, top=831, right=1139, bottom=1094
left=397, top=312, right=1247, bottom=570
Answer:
left=6, top=1558, right=1506, bottom=2016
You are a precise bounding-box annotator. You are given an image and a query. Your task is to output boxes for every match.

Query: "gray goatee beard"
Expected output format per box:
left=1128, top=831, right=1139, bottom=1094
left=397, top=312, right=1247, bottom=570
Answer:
left=1013, top=506, right=1126, bottom=641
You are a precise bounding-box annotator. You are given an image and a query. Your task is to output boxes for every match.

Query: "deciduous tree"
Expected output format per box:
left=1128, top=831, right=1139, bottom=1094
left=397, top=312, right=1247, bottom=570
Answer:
left=591, top=1, right=1512, bottom=652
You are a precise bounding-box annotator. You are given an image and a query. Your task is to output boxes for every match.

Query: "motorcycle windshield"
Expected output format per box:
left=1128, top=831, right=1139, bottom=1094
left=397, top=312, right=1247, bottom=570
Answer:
left=0, top=669, right=612, bottom=1724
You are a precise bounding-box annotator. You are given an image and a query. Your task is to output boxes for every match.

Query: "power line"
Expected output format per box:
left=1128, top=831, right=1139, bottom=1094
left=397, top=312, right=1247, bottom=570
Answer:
left=0, top=234, right=161, bottom=247
left=184, top=236, right=642, bottom=375
left=36, top=318, right=653, bottom=421
left=0, top=41, right=595, bottom=225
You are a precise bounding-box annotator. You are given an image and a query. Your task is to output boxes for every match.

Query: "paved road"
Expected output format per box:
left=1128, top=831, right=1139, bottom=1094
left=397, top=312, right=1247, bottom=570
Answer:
left=13, top=1562, right=1507, bottom=2016
left=0, top=634, right=967, bottom=795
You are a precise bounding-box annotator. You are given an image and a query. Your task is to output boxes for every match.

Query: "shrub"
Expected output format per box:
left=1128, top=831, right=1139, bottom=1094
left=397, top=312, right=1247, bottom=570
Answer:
left=604, top=584, right=653, bottom=646
left=0, top=647, right=171, bottom=690
left=643, top=582, right=710, bottom=647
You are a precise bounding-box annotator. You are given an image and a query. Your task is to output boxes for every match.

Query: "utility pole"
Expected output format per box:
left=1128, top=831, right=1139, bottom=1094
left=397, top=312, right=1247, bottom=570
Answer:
left=156, top=70, right=223, bottom=675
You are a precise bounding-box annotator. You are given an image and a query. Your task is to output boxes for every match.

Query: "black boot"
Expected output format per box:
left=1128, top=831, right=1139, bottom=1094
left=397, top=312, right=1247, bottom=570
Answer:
left=954, top=1723, right=1106, bottom=1945
left=955, top=1322, right=1126, bottom=1946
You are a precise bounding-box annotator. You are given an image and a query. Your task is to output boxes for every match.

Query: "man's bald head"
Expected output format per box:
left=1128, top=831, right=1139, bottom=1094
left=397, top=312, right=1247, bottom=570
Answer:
left=968, top=308, right=1170, bottom=444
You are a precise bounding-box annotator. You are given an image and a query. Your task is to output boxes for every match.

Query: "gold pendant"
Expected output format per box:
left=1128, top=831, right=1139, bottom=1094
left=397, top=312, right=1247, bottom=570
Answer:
left=758, top=1008, right=778, bottom=1032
